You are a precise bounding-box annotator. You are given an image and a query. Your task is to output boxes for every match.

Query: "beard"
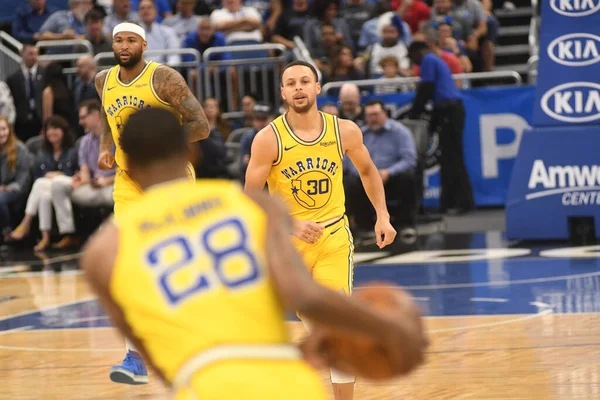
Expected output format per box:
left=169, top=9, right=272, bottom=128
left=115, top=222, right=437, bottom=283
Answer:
left=114, top=50, right=143, bottom=68
left=287, top=97, right=315, bottom=114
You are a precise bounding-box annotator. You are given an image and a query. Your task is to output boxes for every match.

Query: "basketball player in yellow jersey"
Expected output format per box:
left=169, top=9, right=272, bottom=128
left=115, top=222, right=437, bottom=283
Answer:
left=95, top=21, right=209, bottom=217
left=81, top=108, right=425, bottom=400
left=245, top=61, right=397, bottom=400
left=94, top=22, right=209, bottom=385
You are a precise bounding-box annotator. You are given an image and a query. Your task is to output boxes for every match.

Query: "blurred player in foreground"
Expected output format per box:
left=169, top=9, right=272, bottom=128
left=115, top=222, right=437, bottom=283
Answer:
left=81, top=108, right=426, bottom=399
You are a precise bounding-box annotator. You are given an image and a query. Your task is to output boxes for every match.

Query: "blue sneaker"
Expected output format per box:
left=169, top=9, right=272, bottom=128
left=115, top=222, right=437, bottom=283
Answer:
left=109, top=351, right=149, bottom=385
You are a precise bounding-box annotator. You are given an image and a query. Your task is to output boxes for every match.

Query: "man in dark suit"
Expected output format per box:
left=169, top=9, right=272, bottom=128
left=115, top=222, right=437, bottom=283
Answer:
left=73, top=55, right=99, bottom=136
left=7, top=44, right=44, bottom=142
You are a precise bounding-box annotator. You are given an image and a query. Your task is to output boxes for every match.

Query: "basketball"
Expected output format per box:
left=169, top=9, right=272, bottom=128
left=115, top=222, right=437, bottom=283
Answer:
left=313, top=283, right=427, bottom=381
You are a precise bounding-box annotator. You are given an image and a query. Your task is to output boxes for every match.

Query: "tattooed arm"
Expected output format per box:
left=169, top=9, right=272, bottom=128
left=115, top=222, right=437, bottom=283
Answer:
left=153, top=65, right=210, bottom=142
left=94, top=70, right=116, bottom=170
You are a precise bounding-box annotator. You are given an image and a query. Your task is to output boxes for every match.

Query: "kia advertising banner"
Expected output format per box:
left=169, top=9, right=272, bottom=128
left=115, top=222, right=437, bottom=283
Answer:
left=317, top=85, right=535, bottom=209
left=532, top=0, right=600, bottom=126
left=506, top=126, right=600, bottom=239
left=506, top=0, right=600, bottom=239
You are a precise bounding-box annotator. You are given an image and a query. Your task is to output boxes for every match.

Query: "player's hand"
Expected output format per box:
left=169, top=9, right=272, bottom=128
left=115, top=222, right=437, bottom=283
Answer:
left=293, top=219, right=323, bottom=244
left=98, top=151, right=115, bottom=170
left=374, top=217, right=396, bottom=248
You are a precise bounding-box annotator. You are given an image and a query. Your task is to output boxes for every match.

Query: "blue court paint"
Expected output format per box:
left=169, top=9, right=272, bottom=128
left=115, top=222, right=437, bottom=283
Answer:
left=1, top=247, right=600, bottom=332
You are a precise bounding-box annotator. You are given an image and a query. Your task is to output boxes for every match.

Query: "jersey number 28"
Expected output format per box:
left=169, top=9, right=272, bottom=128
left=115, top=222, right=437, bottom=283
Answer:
left=144, top=218, right=261, bottom=306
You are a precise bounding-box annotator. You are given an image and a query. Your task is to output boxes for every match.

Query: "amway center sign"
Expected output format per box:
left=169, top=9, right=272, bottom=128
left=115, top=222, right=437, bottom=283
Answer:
left=527, top=160, right=600, bottom=206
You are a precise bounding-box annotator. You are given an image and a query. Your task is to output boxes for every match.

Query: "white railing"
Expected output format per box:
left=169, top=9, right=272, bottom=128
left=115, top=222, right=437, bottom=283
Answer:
left=0, top=32, right=23, bottom=81
left=36, top=39, right=93, bottom=63
left=527, top=55, right=538, bottom=84
left=293, top=36, right=323, bottom=83
left=203, top=43, right=287, bottom=112
left=320, top=71, right=523, bottom=95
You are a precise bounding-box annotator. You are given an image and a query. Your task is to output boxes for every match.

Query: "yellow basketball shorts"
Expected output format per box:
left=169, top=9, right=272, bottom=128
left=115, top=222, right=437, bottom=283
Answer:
left=174, top=359, right=327, bottom=400
left=112, top=163, right=196, bottom=221
left=292, top=215, right=354, bottom=295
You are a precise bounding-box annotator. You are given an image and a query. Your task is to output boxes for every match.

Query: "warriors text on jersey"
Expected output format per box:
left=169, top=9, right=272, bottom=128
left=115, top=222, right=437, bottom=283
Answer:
left=101, top=61, right=181, bottom=170
left=111, top=179, right=326, bottom=399
left=266, top=112, right=345, bottom=223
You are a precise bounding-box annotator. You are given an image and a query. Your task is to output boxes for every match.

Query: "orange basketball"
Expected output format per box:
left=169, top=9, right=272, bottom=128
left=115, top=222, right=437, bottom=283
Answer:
left=317, top=283, right=427, bottom=380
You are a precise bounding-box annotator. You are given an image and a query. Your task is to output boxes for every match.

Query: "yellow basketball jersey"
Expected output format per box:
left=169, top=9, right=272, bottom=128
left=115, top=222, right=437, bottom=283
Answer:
left=110, top=179, right=290, bottom=383
left=102, top=61, right=182, bottom=170
left=266, top=112, right=345, bottom=223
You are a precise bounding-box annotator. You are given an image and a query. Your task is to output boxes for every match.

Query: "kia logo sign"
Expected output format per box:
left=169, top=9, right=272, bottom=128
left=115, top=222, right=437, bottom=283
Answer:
left=550, top=0, right=600, bottom=17
left=548, top=33, right=600, bottom=66
left=541, top=82, right=600, bottom=123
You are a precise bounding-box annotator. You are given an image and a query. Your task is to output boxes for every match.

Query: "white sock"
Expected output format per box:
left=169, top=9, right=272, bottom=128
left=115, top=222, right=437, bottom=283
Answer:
left=126, top=338, right=138, bottom=353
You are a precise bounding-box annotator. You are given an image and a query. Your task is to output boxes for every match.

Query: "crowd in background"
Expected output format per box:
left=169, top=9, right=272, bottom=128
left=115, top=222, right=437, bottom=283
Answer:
left=0, top=0, right=507, bottom=247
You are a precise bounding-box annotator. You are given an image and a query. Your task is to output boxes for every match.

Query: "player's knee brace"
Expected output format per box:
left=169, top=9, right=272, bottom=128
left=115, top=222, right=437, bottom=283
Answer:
left=330, top=368, right=356, bottom=384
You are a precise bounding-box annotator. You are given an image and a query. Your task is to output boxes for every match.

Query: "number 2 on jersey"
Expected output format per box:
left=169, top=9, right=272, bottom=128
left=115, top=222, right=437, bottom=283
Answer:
left=145, top=218, right=261, bottom=306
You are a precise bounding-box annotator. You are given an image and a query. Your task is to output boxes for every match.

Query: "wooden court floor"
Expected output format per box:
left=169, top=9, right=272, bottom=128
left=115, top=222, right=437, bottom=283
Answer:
left=2, top=273, right=600, bottom=399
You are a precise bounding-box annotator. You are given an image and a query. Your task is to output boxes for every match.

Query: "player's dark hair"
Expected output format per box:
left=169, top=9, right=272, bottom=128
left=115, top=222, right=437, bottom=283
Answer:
left=280, top=61, right=319, bottom=86
left=120, top=108, right=187, bottom=167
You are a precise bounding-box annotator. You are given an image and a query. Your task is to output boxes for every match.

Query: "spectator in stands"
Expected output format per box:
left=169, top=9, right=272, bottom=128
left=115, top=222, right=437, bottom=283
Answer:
left=163, top=0, right=201, bottom=41
left=103, top=0, right=140, bottom=35
left=192, top=119, right=229, bottom=179
left=271, top=0, right=310, bottom=52
left=38, top=0, right=93, bottom=41
left=326, top=45, right=364, bottom=85
left=364, top=24, right=410, bottom=78
left=345, top=99, right=417, bottom=240
left=374, top=56, right=412, bottom=94
left=390, top=0, right=431, bottom=34
left=481, top=0, right=500, bottom=72
left=243, top=0, right=282, bottom=40
left=194, top=0, right=220, bottom=15
left=304, top=0, right=353, bottom=55
left=408, top=41, right=474, bottom=214
left=92, top=0, right=110, bottom=17
left=449, top=0, right=489, bottom=71
left=421, top=5, right=466, bottom=39
left=338, top=83, right=364, bottom=126
left=436, top=21, right=472, bottom=72
left=358, top=2, right=412, bottom=51
left=182, top=17, right=230, bottom=63
left=42, top=63, right=76, bottom=127
left=239, top=103, right=274, bottom=183
left=130, top=0, right=172, bottom=22
left=8, top=116, right=77, bottom=252
left=203, top=98, right=233, bottom=141
left=7, top=45, right=44, bottom=142
left=320, top=102, right=339, bottom=116
left=412, top=33, right=464, bottom=86
left=0, top=83, right=17, bottom=126
left=210, top=0, right=263, bottom=48
left=74, top=56, right=99, bottom=110
left=83, top=9, right=113, bottom=55
left=48, top=100, right=115, bottom=249
left=340, top=0, right=377, bottom=47
left=231, top=94, right=257, bottom=129
left=0, top=118, right=32, bottom=239
left=312, top=24, right=343, bottom=76
left=12, top=0, right=57, bottom=44
left=138, top=0, right=181, bottom=66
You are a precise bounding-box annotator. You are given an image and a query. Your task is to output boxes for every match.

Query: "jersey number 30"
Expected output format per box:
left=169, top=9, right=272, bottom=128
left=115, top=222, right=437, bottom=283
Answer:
left=145, top=218, right=261, bottom=306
